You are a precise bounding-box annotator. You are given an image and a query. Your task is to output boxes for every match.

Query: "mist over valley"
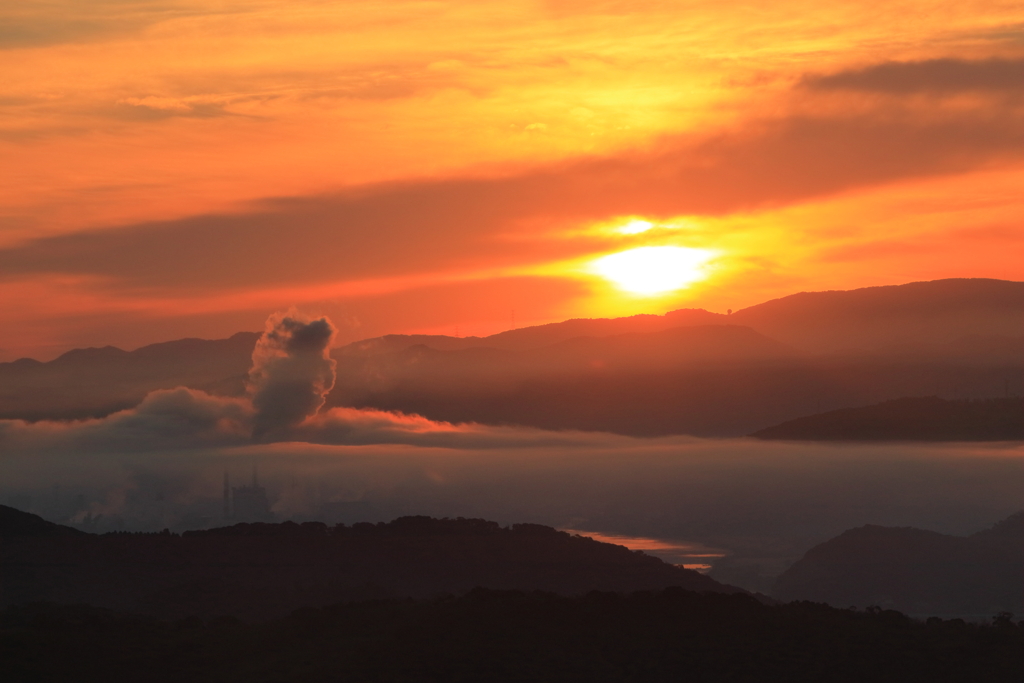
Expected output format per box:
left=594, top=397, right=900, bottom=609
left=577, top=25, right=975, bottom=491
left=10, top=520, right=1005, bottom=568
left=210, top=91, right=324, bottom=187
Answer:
left=1, top=279, right=1021, bottom=606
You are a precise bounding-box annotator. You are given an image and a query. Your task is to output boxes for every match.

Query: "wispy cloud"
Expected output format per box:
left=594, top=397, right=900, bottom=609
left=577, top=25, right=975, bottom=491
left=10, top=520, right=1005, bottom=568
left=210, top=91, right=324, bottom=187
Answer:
left=2, top=1, right=1023, bottom=357
left=2, top=104, right=1021, bottom=291
left=804, top=58, right=1024, bottom=95
left=113, top=96, right=234, bottom=120
left=0, top=1, right=221, bottom=50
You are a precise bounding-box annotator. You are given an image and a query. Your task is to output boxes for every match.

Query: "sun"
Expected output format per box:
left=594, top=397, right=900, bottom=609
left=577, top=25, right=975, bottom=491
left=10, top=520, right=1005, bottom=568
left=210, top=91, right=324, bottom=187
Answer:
left=591, top=246, right=715, bottom=295
left=616, top=219, right=654, bottom=235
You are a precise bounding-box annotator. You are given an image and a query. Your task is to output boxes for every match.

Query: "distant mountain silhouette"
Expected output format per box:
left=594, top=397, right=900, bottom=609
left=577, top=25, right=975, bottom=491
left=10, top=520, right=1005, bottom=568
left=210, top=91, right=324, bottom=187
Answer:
left=329, top=325, right=813, bottom=435
left=326, top=280, right=1022, bottom=435
left=0, top=332, right=258, bottom=420
left=0, top=507, right=743, bottom=620
left=341, top=308, right=728, bottom=355
left=338, top=278, right=1023, bottom=357
left=2, top=279, right=1020, bottom=436
left=773, top=511, right=1024, bottom=617
left=752, top=396, right=1024, bottom=441
left=728, top=278, right=1024, bottom=354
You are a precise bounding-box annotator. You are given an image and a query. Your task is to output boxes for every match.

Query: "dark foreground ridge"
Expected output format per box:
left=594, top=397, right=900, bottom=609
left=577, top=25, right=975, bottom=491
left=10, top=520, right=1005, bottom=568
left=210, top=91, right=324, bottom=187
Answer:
left=3, top=589, right=1022, bottom=683
left=752, top=396, right=1024, bottom=441
left=0, top=506, right=741, bottom=620
left=775, top=511, right=1024, bottom=617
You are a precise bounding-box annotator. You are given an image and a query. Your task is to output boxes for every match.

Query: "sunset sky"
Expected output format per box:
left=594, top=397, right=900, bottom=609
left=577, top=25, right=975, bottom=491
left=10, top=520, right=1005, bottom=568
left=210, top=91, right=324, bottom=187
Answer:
left=2, top=0, right=1023, bottom=360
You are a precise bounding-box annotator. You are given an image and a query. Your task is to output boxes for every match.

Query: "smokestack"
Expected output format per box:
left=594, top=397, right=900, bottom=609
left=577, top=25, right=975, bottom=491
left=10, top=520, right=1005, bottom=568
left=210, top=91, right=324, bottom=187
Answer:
left=223, top=472, right=230, bottom=520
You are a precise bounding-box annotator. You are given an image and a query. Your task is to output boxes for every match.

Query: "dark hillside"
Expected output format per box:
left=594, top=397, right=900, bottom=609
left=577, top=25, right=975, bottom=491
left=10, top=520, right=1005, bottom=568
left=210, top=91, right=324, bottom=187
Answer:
left=0, top=504, right=87, bottom=537
left=3, top=589, right=1021, bottom=682
left=773, top=511, right=1024, bottom=617
left=752, top=396, right=1024, bottom=441
left=328, top=352, right=1022, bottom=437
left=327, top=325, right=815, bottom=435
left=0, top=509, right=741, bottom=620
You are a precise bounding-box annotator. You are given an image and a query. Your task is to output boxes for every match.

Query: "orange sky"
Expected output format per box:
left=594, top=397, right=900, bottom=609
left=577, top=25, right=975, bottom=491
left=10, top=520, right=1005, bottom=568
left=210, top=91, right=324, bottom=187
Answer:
left=1, top=0, right=1023, bottom=360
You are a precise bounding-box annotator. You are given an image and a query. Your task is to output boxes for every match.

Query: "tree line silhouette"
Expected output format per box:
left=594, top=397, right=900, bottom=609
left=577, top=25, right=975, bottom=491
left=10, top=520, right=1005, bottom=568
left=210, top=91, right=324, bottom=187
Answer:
left=2, top=588, right=1021, bottom=682
left=1, top=509, right=738, bottom=620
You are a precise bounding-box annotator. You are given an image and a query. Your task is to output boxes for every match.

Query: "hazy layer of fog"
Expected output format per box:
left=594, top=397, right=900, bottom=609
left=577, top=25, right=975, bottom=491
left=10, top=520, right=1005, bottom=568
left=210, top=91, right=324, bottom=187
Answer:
left=2, top=311, right=1020, bottom=591
left=3, top=431, right=1021, bottom=587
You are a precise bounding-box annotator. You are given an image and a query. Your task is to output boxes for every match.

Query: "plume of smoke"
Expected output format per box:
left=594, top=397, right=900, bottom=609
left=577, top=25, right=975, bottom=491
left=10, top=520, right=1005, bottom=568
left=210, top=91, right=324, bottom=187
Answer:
left=248, top=311, right=337, bottom=439
left=0, top=310, right=596, bottom=454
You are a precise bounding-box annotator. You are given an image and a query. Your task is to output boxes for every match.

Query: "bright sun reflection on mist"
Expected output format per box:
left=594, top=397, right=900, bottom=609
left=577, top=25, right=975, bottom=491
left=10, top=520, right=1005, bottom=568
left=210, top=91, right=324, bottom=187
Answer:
left=616, top=219, right=653, bottom=234
left=592, top=246, right=715, bottom=295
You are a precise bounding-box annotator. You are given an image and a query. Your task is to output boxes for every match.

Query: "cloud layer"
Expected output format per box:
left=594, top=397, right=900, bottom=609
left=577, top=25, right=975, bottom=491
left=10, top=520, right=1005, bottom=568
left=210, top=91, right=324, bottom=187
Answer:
left=2, top=105, right=1022, bottom=291
left=805, top=58, right=1024, bottom=94
left=2, top=2, right=1023, bottom=359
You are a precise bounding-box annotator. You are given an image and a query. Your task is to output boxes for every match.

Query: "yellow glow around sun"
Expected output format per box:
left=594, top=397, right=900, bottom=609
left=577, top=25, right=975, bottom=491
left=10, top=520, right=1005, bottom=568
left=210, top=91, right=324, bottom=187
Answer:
left=616, top=219, right=653, bottom=234
left=592, top=246, right=715, bottom=295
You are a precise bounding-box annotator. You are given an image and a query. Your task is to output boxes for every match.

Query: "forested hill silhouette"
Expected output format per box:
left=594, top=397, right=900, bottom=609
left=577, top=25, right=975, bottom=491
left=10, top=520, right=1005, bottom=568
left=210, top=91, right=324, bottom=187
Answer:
left=1, top=278, right=1020, bottom=436
left=0, top=507, right=744, bottom=620
left=774, top=511, right=1024, bottom=618
left=0, top=503, right=87, bottom=537
left=752, top=396, right=1024, bottom=441
left=5, top=590, right=1022, bottom=683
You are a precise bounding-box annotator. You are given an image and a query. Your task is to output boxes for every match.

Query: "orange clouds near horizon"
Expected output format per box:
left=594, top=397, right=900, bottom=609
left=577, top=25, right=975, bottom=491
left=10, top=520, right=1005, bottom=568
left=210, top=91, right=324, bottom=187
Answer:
left=1, top=1, right=1023, bottom=360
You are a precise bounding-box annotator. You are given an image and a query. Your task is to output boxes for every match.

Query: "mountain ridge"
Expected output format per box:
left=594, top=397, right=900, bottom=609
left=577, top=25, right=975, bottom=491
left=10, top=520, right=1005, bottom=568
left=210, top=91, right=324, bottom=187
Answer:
left=2, top=278, right=1020, bottom=436
left=751, top=396, right=1024, bottom=441
left=7, top=278, right=1020, bottom=367
left=773, top=510, right=1024, bottom=617
left=0, top=506, right=745, bottom=620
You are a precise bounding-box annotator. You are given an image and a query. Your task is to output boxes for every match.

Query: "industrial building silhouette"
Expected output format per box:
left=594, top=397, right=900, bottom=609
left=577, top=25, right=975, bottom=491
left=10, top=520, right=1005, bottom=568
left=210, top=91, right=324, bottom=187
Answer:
left=223, top=469, right=274, bottom=522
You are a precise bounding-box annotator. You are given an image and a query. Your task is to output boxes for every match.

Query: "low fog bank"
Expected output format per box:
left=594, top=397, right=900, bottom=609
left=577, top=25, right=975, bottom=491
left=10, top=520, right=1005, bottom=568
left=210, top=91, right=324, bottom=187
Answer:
left=2, top=435, right=1020, bottom=592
